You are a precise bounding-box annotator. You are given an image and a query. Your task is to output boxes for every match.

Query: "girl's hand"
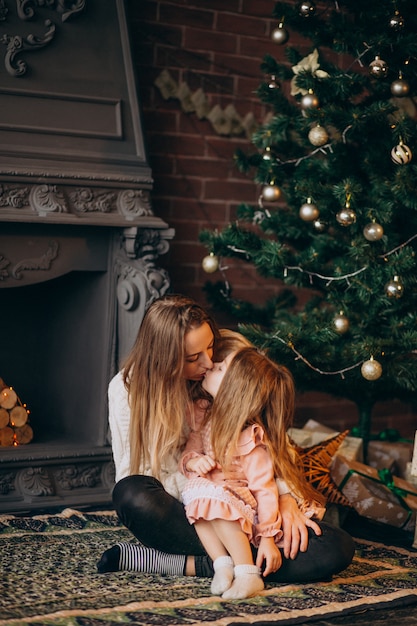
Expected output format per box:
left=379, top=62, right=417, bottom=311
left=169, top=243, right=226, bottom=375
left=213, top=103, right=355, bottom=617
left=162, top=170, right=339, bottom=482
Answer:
left=187, top=454, right=217, bottom=476
left=256, top=536, right=282, bottom=577
left=279, top=494, right=322, bottom=559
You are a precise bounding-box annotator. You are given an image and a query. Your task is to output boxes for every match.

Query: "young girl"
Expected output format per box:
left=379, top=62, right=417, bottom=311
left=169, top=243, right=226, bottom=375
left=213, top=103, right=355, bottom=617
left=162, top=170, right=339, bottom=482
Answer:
left=180, top=347, right=325, bottom=599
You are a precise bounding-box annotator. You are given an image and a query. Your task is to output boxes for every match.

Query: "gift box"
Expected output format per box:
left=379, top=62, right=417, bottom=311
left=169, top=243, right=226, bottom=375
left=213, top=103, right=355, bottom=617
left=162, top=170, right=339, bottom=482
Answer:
left=289, top=420, right=363, bottom=462
left=367, top=437, right=413, bottom=478
left=331, top=454, right=417, bottom=532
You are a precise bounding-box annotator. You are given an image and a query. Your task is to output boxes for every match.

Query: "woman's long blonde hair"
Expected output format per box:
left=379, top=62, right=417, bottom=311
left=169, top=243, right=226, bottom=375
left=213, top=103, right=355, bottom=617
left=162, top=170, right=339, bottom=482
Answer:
left=123, top=294, right=218, bottom=479
left=208, top=347, right=324, bottom=505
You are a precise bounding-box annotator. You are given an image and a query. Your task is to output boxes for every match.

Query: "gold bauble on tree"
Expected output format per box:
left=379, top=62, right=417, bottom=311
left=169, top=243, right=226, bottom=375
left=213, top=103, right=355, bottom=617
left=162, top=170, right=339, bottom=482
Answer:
left=261, top=182, right=281, bottom=202
left=385, top=275, right=404, bottom=298
left=271, top=22, right=289, bottom=44
left=299, top=198, right=319, bottom=221
left=361, top=357, right=382, bottom=381
left=202, top=253, right=219, bottom=273
left=336, top=206, right=356, bottom=226
left=390, top=73, right=410, bottom=97
left=301, top=90, right=320, bottom=110
left=333, top=312, right=350, bottom=334
left=308, top=124, right=329, bottom=147
left=363, top=222, right=384, bottom=241
left=369, top=55, right=388, bottom=79
left=391, top=141, right=412, bottom=164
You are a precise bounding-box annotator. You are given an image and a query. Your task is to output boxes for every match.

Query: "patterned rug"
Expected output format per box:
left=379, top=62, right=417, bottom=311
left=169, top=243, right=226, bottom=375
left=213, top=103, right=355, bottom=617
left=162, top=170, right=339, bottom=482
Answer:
left=1, top=509, right=417, bottom=626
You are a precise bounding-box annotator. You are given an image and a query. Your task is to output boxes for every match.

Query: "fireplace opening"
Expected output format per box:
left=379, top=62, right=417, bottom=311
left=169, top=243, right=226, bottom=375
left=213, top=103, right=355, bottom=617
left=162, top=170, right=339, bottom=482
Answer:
left=2, top=269, right=114, bottom=451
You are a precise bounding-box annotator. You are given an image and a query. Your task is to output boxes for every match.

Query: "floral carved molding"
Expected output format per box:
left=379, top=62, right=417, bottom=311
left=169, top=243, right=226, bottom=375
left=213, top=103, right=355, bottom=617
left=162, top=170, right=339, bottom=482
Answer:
left=0, top=182, right=153, bottom=220
left=0, top=0, right=86, bottom=77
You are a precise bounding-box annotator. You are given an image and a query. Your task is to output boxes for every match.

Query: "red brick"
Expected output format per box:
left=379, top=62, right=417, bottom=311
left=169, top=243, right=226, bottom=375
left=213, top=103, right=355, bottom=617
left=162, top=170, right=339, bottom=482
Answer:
left=241, top=0, right=275, bottom=18
left=160, top=4, right=215, bottom=29
left=184, top=27, right=238, bottom=54
left=205, top=179, right=256, bottom=202
left=216, top=12, right=268, bottom=37
left=153, top=174, right=203, bottom=198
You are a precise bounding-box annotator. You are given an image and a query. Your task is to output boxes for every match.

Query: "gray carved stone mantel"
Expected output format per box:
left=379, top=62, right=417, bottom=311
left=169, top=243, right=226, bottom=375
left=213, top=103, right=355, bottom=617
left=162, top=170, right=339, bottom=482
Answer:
left=0, top=0, right=174, bottom=513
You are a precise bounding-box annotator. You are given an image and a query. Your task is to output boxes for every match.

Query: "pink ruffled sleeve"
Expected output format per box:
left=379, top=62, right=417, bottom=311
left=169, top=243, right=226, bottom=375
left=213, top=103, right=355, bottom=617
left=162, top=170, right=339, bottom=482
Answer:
left=179, top=402, right=207, bottom=478
left=237, top=425, right=283, bottom=544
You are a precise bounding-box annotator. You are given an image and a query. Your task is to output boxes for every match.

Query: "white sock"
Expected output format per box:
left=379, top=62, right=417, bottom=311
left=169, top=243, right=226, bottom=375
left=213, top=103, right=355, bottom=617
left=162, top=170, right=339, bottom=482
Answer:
left=211, top=555, right=234, bottom=595
left=222, top=564, right=264, bottom=599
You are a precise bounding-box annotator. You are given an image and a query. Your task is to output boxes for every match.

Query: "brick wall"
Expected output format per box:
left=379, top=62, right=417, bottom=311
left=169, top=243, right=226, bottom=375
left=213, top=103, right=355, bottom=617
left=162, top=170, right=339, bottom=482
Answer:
left=126, top=0, right=417, bottom=438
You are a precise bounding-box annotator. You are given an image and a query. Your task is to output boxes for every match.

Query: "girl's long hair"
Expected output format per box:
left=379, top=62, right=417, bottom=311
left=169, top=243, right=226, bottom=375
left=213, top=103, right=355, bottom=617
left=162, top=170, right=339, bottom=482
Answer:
left=123, top=294, right=219, bottom=479
left=209, top=347, right=324, bottom=505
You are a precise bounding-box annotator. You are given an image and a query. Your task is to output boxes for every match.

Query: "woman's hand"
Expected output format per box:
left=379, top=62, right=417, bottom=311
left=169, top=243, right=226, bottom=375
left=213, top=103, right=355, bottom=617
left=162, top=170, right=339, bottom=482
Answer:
left=186, top=454, right=217, bottom=476
left=256, top=536, right=282, bottom=577
left=279, top=494, right=322, bottom=560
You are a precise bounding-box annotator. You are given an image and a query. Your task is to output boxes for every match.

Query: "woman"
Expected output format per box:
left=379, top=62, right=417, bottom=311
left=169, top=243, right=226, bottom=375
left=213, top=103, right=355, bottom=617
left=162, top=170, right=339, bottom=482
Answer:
left=98, top=294, right=354, bottom=581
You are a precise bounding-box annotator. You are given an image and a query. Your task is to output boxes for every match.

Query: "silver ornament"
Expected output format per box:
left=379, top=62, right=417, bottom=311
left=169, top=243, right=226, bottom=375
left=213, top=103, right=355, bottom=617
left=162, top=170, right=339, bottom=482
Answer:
left=369, top=56, right=388, bottom=79
left=385, top=275, right=404, bottom=298
left=391, top=142, right=412, bottom=164
left=333, top=312, right=350, bottom=334
left=389, top=11, right=404, bottom=31
left=361, top=358, right=382, bottom=381
left=261, top=183, right=281, bottom=202
left=271, top=23, right=289, bottom=44
left=262, top=147, right=273, bottom=161
left=202, top=253, right=219, bottom=273
left=268, top=75, right=280, bottom=89
left=313, top=218, right=327, bottom=232
left=299, top=199, right=319, bottom=221
left=363, top=222, right=384, bottom=241
left=299, top=1, right=316, bottom=17
left=390, top=77, right=410, bottom=97
left=308, top=125, right=329, bottom=147
left=301, top=91, right=320, bottom=110
left=336, top=207, right=356, bottom=226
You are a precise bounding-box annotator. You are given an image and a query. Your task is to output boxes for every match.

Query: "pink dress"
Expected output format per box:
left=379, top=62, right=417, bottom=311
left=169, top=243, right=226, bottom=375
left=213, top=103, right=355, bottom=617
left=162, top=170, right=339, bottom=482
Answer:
left=180, top=419, right=283, bottom=547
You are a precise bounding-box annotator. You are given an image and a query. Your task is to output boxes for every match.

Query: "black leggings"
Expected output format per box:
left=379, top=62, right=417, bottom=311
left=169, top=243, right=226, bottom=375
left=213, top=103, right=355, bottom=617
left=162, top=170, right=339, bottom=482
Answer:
left=113, top=474, right=355, bottom=583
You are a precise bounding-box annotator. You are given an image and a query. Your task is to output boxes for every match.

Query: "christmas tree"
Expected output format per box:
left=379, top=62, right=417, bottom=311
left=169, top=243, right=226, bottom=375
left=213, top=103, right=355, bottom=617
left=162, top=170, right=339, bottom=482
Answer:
left=200, top=0, right=417, bottom=444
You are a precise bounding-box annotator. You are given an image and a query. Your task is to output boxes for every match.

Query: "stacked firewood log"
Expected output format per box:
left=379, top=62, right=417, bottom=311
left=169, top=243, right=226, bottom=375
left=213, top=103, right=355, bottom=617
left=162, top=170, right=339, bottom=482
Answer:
left=0, top=378, right=33, bottom=446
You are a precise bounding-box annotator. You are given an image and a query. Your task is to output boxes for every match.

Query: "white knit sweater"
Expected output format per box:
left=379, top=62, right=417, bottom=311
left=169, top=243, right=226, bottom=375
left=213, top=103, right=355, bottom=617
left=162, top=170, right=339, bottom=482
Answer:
left=108, top=371, right=188, bottom=500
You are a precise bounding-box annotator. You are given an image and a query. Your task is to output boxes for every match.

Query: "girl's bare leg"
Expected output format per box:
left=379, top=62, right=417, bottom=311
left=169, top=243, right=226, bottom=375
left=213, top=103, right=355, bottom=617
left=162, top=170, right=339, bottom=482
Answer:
left=195, top=520, right=234, bottom=594
left=211, top=519, right=264, bottom=599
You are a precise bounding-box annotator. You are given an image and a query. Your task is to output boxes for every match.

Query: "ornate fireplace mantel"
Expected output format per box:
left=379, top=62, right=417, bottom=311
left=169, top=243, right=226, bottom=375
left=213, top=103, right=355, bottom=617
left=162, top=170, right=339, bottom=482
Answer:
left=0, top=0, right=174, bottom=512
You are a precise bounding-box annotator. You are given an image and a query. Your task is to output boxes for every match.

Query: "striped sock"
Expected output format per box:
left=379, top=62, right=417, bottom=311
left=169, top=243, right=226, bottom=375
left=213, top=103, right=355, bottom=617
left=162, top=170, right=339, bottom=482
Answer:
left=117, top=542, right=186, bottom=576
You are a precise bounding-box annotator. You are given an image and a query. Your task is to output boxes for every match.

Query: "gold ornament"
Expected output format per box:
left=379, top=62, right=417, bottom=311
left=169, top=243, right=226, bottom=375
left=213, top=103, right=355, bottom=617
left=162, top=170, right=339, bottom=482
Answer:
left=308, top=125, right=329, bottom=146
left=391, top=141, right=412, bottom=164
left=313, top=218, right=327, bottom=232
left=202, top=253, right=219, bottom=273
left=389, top=10, right=404, bottom=31
left=361, top=357, right=382, bottom=381
left=261, top=183, right=281, bottom=202
left=385, top=275, right=404, bottom=298
left=369, top=55, right=388, bottom=79
left=336, top=206, right=356, bottom=226
left=333, top=312, right=350, bottom=334
left=271, top=22, right=289, bottom=44
left=390, top=73, right=410, bottom=97
left=268, top=75, right=280, bottom=89
left=301, top=90, right=320, bottom=110
left=298, top=1, right=316, bottom=17
left=363, top=222, right=384, bottom=241
left=299, top=198, right=319, bottom=221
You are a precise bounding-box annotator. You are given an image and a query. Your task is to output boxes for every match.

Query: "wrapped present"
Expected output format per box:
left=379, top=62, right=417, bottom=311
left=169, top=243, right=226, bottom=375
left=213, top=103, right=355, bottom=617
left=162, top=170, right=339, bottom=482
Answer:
left=367, top=430, right=413, bottom=478
left=289, top=420, right=363, bottom=462
left=331, top=454, right=417, bottom=532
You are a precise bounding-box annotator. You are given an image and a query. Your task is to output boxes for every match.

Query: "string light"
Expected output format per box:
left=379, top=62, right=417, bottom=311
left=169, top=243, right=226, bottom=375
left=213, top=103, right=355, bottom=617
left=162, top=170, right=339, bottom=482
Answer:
left=271, top=335, right=365, bottom=378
